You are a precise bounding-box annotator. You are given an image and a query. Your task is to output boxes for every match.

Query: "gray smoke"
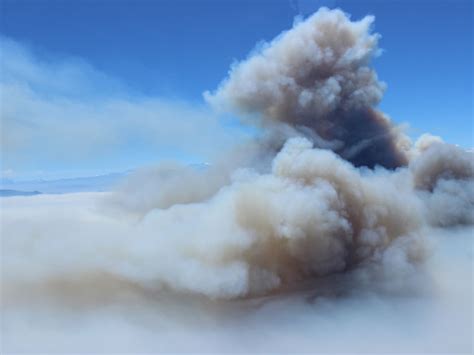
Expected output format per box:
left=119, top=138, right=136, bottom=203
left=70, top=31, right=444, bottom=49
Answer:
left=1, top=7, right=473, bottom=354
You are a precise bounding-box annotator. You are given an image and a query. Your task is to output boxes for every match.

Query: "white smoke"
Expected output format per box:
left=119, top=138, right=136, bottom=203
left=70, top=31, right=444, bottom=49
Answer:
left=205, top=8, right=383, bottom=119
left=410, top=139, right=474, bottom=227
left=1, top=7, right=473, bottom=354
left=3, top=136, right=471, bottom=300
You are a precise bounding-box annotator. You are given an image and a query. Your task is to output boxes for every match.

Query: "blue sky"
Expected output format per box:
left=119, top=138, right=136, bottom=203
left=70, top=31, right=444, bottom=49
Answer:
left=1, top=0, right=472, bottom=180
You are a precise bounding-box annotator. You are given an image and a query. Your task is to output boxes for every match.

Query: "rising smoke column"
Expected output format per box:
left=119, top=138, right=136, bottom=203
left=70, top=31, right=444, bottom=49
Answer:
left=205, top=8, right=409, bottom=169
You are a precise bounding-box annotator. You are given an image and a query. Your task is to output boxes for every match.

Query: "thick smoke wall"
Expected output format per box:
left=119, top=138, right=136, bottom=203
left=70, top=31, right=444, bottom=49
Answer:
left=98, top=136, right=472, bottom=298
left=94, top=8, right=473, bottom=299
left=2, top=8, right=473, bottom=301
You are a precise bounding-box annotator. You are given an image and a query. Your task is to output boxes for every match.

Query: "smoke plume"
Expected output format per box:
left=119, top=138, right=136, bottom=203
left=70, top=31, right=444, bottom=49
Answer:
left=1, top=7, right=473, bottom=354
left=100, top=8, right=472, bottom=298
left=205, top=8, right=409, bottom=169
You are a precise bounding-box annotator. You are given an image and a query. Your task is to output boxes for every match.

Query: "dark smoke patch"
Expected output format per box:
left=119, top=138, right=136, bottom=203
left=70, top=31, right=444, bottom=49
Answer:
left=301, top=107, right=408, bottom=168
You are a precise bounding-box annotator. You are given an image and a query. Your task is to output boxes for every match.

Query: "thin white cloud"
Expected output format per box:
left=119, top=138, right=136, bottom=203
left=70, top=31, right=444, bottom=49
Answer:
left=0, top=37, right=246, bottom=174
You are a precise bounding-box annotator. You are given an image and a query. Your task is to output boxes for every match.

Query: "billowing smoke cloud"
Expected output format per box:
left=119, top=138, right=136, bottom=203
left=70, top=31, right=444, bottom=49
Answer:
left=100, top=136, right=470, bottom=299
left=6, top=137, right=463, bottom=301
left=205, top=8, right=409, bottom=169
left=411, top=140, right=474, bottom=227
left=1, top=7, right=473, bottom=354
left=99, top=8, right=472, bottom=298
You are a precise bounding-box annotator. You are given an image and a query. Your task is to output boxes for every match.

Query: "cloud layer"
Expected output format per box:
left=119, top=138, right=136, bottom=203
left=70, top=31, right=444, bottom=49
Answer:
left=0, top=37, right=245, bottom=175
left=1, top=7, right=473, bottom=354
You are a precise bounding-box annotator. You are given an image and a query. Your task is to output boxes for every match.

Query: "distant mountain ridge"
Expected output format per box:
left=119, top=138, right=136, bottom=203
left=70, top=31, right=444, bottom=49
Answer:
left=0, top=172, right=129, bottom=195
left=0, top=189, right=42, bottom=197
left=0, top=164, right=209, bottom=196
